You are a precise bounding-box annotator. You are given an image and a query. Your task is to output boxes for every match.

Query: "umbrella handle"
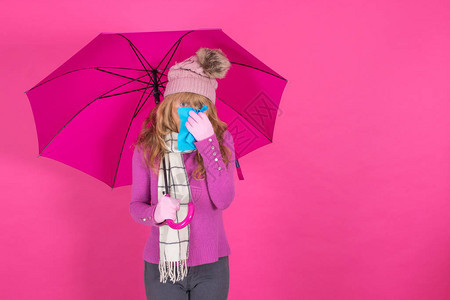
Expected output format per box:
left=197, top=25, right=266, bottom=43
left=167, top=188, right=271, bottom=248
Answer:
left=163, top=194, right=195, bottom=230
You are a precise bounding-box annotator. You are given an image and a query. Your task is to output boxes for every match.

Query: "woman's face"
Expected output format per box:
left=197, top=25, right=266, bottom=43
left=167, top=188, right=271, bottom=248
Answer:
left=171, top=98, right=203, bottom=132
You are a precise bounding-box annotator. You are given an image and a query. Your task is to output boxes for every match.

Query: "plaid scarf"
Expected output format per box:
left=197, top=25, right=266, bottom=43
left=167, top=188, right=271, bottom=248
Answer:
left=157, top=131, right=196, bottom=283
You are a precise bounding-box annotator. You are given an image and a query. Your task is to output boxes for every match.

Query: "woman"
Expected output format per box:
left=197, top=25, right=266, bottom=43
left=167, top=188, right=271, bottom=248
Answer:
left=129, top=48, right=235, bottom=300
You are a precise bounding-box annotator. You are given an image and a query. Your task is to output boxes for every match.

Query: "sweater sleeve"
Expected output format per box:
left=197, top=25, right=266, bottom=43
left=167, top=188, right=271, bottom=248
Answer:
left=129, top=147, right=165, bottom=227
left=193, top=129, right=236, bottom=210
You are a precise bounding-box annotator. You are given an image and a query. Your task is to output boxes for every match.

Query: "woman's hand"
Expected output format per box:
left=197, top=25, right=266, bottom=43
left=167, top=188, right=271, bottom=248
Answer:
left=185, top=111, right=215, bottom=141
left=154, top=194, right=181, bottom=223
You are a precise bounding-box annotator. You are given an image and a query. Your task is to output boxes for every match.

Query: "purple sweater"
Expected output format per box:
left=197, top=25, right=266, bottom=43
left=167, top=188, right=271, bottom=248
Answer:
left=129, top=130, right=236, bottom=266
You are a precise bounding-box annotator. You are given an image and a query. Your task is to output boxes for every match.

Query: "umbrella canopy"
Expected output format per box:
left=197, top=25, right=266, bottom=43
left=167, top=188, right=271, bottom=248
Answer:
left=25, top=28, right=288, bottom=189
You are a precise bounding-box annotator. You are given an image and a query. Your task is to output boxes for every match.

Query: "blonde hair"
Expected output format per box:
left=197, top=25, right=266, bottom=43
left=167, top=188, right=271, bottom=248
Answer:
left=132, top=92, right=232, bottom=181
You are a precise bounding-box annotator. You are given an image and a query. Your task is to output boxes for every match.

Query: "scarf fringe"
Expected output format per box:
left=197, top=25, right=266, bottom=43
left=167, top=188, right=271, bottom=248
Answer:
left=159, top=258, right=188, bottom=283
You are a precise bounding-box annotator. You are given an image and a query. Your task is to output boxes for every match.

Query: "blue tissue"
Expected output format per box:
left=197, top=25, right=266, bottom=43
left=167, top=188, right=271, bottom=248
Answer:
left=177, top=105, right=209, bottom=151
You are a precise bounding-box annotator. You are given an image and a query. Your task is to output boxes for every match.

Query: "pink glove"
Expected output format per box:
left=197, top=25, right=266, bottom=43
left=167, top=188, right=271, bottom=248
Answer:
left=154, top=194, right=181, bottom=223
left=185, top=111, right=215, bottom=141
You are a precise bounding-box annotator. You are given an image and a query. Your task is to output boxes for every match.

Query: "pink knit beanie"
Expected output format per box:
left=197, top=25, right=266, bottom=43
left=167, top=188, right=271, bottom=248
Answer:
left=164, top=48, right=231, bottom=104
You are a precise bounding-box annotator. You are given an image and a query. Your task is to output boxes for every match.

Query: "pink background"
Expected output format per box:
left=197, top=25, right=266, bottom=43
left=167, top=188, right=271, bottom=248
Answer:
left=1, top=0, right=449, bottom=299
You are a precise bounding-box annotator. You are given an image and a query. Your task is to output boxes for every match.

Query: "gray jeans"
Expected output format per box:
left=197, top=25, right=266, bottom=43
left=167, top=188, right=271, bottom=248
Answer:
left=144, top=256, right=229, bottom=300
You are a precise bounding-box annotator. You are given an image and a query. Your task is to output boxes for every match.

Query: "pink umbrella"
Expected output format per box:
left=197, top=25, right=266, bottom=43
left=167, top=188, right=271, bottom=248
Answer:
left=24, top=28, right=288, bottom=191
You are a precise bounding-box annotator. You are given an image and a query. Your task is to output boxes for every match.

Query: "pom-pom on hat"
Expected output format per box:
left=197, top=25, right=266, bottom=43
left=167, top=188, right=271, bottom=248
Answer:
left=163, top=48, right=231, bottom=104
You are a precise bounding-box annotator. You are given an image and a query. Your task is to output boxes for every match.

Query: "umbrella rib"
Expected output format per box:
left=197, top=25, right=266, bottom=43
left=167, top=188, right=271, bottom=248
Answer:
left=37, top=73, right=153, bottom=157
left=24, top=66, right=164, bottom=93
left=127, top=43, right=156, bottom=86
left=215, top=95, right=273, bottom=143
left=95, top=67, right=153, bottom=85
left=98, top=83, right=168, bottom=100
left=94, top=68, right=167, bottom=99
left=133, top=87, right=156, bottom=117
left=92, top=71, right=153, bottom=98
left=116, top=33, right=172, bottom=92
left=111, top=82, right=155, bottom=189
left=230, top=61, right=287, bottom=81
left=155, top=31, right=195, bottom=83
left=116, top=34, right=155, bottom=74
left=99, top=86, right=153, bottom=99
